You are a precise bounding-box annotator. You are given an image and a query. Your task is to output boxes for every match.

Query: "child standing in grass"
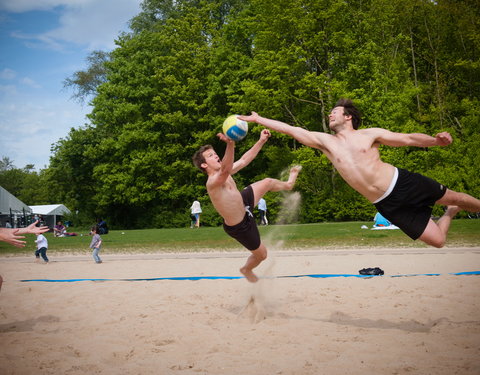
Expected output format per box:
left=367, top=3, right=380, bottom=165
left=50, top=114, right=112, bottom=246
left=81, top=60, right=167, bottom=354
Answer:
left=89, top=225, right=103, bottom=264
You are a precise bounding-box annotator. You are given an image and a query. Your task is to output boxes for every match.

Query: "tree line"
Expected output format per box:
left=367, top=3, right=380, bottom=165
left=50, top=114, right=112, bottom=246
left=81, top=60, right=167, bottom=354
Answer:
left=3, top=0, right=479, bottom=228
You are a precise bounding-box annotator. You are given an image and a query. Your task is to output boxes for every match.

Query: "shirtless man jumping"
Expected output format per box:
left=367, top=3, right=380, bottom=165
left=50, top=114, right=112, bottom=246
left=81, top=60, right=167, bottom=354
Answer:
left=239, top=99, right=480, bottom=248
left=193, top=130, right=301, bottom=282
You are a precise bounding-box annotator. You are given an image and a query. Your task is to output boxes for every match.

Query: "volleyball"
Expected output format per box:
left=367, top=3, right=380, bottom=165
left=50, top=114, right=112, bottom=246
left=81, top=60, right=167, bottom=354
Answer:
left=222, top=115, right=248, bottom=141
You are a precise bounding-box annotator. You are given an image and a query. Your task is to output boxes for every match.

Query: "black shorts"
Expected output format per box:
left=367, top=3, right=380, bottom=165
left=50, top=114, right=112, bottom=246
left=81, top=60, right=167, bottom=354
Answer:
left=223, top=185, right=261, bottom=251
left=374, top=168, right=447, bottom=240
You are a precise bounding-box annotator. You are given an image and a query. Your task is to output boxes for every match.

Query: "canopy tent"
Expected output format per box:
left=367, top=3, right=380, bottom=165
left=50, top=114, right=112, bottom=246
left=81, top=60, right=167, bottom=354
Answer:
left=0, top=186, right=32, bottom=215
left=371, top=211, right=399, bottom=230
left=0, top=186, right=32, bottom=227
left=29, top=204, right=71, bottom=228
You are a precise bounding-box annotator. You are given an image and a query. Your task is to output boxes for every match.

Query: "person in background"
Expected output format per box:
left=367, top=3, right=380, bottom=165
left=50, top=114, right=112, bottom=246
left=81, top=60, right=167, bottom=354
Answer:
left=190, top=200, right=202, bottom=228
left=89, top=225, right=103, bottom=264
left=0, top=221, right=49, bottom=291
left=53, top=221, right=66, bottom=237
left=97, top=218, right=109, bottom=234
left=34, top=232, right=49, bottom=263
left=257, top=198, right=268, bottom=225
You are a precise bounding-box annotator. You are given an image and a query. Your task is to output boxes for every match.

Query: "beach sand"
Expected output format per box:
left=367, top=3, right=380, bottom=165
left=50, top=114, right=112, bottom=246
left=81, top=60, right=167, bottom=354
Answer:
left=0, top=247, right=479, bottom=374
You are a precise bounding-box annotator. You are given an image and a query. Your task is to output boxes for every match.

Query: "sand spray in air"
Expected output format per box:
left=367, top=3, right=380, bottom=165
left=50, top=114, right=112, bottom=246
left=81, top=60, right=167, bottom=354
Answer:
left=240, top=185, right=302, bottom=323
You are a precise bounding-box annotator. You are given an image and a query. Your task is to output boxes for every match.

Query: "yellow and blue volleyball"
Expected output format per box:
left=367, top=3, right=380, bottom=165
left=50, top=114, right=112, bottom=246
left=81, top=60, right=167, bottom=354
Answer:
left=222, top=115, right=248, bottom=141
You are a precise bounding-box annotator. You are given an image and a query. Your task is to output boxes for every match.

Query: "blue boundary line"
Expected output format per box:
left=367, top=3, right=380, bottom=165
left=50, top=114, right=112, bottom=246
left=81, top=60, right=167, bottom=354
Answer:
left=20, top=271, right=480, bottom=283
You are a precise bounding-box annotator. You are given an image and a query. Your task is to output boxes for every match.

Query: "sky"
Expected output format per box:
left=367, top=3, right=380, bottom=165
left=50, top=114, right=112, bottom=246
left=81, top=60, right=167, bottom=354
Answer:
left=0, top=0, right=143, bottom=171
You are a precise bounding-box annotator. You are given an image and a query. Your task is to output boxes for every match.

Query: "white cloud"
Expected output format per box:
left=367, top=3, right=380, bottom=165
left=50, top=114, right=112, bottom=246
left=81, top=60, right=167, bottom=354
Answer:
left=0, top=68, right=17, bottom=80
left=0, top=93, right=90, bottom=169
left=46, top=2, right=138, bottom=50
left=0, top=0, right=143, bottom=170
left=5, top=0, right=142, bottom=51
left=21, top=77, right=42, bottom=89
left=0, top=0, right=91, bottom=13
left=11, top=30, right=65, bottom=51
left=0, top=84, right=17, bottom=96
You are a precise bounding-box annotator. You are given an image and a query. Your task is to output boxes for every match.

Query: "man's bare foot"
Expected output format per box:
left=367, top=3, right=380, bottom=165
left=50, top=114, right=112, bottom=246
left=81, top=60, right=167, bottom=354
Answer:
left=286, top=165, right=302, bottom=189
left=240, top=267, right=259, bottom=283
left=289, top=165, right=302, bottom=180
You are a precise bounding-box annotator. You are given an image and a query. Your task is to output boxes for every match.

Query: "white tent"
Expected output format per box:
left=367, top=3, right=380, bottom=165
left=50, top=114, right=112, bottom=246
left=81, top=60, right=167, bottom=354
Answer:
left=0, top=186, right=32, bottom=215
left=0, top=186, right=32, bottom=227
left=29, top=204, right=71, bottom=228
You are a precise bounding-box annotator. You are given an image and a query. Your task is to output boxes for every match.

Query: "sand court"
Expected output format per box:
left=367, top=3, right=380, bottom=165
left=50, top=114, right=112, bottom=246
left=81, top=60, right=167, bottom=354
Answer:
left=1, top=247, right=479, bottom=374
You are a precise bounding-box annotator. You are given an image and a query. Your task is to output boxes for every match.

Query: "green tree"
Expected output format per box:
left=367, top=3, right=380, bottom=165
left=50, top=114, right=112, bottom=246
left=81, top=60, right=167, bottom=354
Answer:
left=0, top=156, right=15, bottom=171
left=63, top=50, right=111, bottom=104
left=0, top=162, right=49, bottom=205
left=48, top=0, right=480, bottom=227
left=73, top=0, right=253, bottom=227
left=46, top=126, right=100, bottom=225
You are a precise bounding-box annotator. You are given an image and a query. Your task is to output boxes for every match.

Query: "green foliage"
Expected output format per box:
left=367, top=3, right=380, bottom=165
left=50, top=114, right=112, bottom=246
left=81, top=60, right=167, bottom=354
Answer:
left=41, top=0, right=480, bottom=228
left=0, top=160, right=50, bottom=205
left=63, top=50, right=110, bottom=103
left=45, top=126, right=99, bottom=217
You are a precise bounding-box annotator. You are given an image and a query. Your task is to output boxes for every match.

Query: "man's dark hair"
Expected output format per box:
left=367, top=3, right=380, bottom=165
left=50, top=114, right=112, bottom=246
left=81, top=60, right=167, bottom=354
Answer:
left=192, top=145, right=213, bottom=174
left=335, top=98, right=362, bottom=129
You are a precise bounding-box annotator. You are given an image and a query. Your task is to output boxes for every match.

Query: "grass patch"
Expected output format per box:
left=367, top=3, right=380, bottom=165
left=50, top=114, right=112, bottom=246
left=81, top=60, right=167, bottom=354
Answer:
left=1, top=219, right=479, bottom=256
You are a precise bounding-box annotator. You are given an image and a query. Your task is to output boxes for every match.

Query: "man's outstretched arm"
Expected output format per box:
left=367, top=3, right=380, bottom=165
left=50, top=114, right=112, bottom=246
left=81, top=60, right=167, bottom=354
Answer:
left=371, top=128, right=453, bottom=148
left=239, top=112, right=328, bottom=150
left=231, top=129, right=270, bottom=174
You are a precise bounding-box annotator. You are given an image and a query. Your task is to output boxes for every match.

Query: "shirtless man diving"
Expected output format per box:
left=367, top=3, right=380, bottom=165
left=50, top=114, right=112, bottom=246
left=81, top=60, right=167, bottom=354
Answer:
left=193, top=130, right=301, bottom=282
left=239, top=99, right=480, bottom=248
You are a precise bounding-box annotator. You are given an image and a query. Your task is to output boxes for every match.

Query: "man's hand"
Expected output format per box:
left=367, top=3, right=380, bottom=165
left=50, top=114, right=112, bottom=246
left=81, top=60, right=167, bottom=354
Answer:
left=0, top=228, right=26, bottom=248
left=435, top=132, right=452, bottom=146
left=259, top=129, right=271, bottom=142
left=217, top=132, right=234, bottom=144
left=238, top=112, right=260, bottom=123
left=18, top=220, right=49, bottom=235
